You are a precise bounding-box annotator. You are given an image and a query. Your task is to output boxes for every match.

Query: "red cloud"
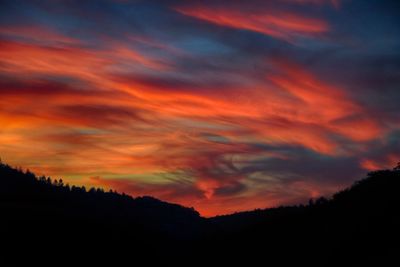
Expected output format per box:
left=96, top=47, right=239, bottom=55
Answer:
left=360, top=154, right=400, bottom=171
left=174, top=5, right=330, bottom=42
left=0, top=16, right=390, bottom=217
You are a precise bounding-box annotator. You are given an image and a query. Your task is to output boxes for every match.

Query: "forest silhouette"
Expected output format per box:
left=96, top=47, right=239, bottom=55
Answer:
left=1, top=161, right=399, bottom=264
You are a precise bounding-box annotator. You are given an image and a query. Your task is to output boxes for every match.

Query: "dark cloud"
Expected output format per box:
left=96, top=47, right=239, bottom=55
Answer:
left=54, top=104, right=147, bottom=127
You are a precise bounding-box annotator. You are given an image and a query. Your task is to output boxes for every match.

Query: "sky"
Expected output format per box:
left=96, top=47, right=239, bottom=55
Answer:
left=0, top=0, right=399, bottom=216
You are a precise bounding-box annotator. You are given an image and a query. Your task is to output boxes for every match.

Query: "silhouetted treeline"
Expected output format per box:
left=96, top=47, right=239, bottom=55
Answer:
left=0, top=162, right=203, bottom=263
left=1, top=161, right=399, bottom=264
left=203, top=165, right=400, bottom=264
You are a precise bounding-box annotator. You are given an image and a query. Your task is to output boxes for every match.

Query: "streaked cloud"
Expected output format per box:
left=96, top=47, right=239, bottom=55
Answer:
left=0, top=0, right=399, bottom=216
left=174, top=1, right=333, bottom=42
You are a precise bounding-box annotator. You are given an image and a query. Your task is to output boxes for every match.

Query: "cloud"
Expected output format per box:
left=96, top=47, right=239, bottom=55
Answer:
left=359, top=132, right=400, bottom=171
left=284, top=0, right=340, bottom=8
left=174, top=2, right=332, bottom=42
left=0, top=24, right=81, bottom=45
left=0, top=0, right=399, bottom=216
left=89, top=175, right=204, bottom=205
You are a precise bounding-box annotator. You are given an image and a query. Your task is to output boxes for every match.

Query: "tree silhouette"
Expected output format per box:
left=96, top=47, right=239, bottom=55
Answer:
left=394, top=162, right=400, bottom=170
left=0, top=160, right=399, bottom=264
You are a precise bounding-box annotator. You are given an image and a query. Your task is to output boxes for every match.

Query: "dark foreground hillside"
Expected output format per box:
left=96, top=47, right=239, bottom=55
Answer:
left=205, top=166, right=400, bottom=264
left=0, top=162, right=204, bottom=263
left=1, top=162, right=399, bottom=264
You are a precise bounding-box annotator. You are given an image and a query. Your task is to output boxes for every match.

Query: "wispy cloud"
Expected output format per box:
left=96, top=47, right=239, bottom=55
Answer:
left=174, top=1, right=334, bottom=42
left=0, top=0, right=399, bottom=216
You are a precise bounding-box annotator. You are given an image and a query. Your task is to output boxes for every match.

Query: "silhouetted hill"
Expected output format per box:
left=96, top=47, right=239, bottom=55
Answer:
left=0, top=162, right=203, bottom=263
left=1, top=161, right=399, bottom=264
left=204, top=166, right=400, bottom=264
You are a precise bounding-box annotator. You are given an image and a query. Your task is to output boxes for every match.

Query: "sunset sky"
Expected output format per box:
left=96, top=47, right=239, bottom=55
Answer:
left=1, top=0, right=399, bottom=216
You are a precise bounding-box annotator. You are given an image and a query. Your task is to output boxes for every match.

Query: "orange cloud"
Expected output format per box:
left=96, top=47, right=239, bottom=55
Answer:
left=262, top=59, right=382, bottom=153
